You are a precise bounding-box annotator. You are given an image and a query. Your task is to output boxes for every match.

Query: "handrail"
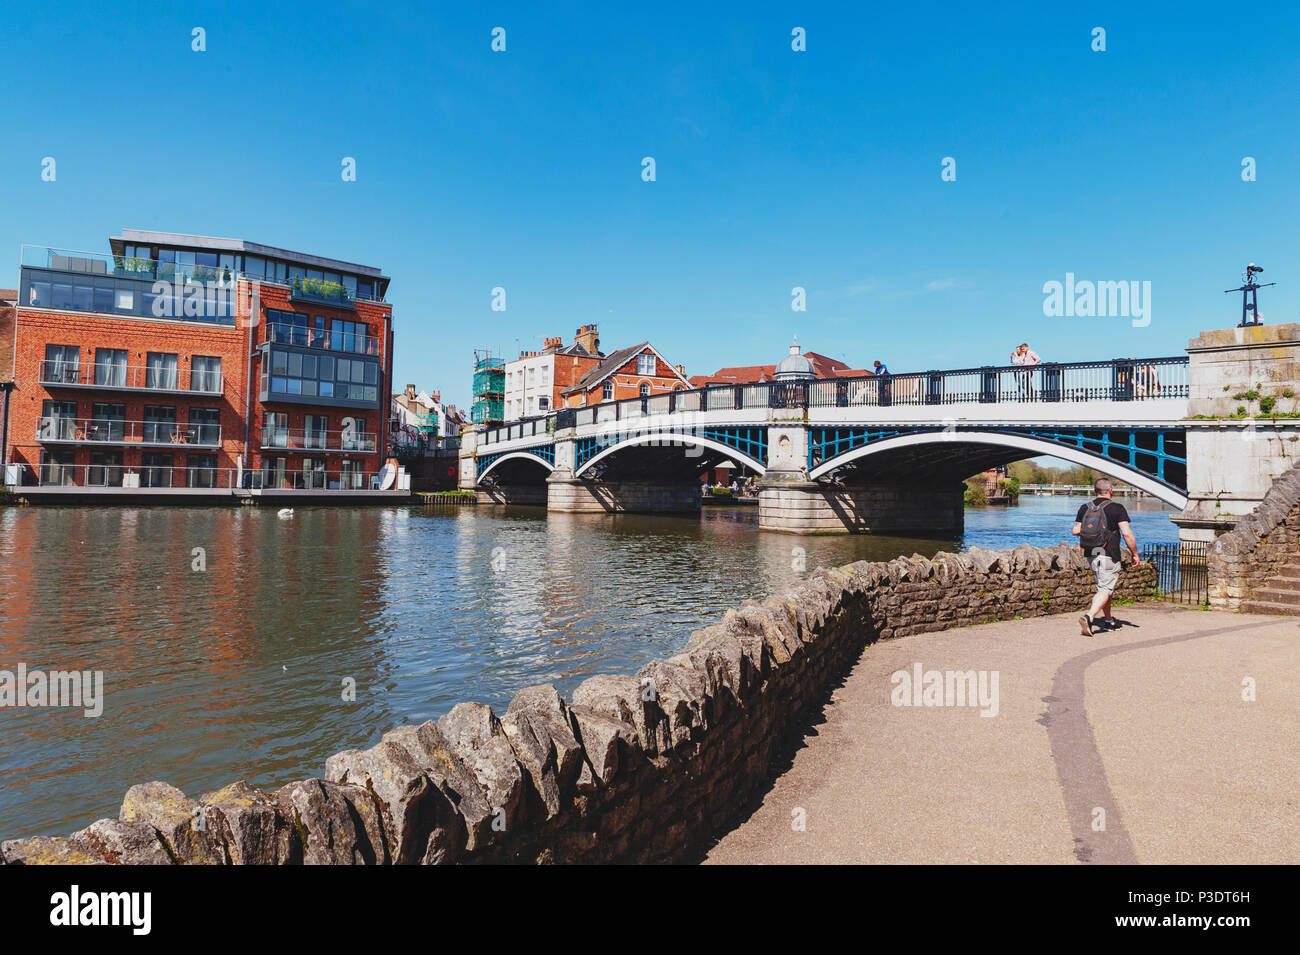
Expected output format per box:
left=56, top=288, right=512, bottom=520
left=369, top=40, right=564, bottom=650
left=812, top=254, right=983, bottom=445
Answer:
left=8, top=462, right=389, bottom=491
left=35, top=417, right=222, bottom=446
left=260, top=427, right=378, bottom=453
left=39, top=360, right=224, bottom=394
left=264, top=322, right=382, bottom=356
left=478, top=355, right=1191, bottom=445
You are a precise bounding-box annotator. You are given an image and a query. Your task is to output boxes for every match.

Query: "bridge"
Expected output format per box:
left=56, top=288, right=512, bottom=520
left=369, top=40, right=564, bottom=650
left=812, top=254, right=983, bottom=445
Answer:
left=458, top=325, right=1300, bottom=541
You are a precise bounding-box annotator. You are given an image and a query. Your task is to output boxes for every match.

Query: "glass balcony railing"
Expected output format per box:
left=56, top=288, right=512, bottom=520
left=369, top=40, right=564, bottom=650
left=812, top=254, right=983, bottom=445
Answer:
left=39, top=361, right=224, bottom=394
left=259, top=427, right=378, bottom=453
left=265, top=323, right=382, bottom=356
left=35, top=417, right=221, bottom=447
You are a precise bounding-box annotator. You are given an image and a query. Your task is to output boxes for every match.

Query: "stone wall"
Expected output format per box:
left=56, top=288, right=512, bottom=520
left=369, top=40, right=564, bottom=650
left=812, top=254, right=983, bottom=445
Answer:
left=546, top=478, right=700, bottom=514
left=0, top=543, right=1154, bottom=866
left=759, top=481, right=964, bottom=535
left=1207, top=464, right=1300, bottom=610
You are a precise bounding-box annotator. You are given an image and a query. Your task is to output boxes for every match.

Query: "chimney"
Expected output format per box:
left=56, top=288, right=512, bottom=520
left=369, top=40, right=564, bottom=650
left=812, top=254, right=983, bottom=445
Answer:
left=575, top=324, right=600, bottom=355
left=431, top=390, right=440, bottom=404
left=405, top=384, right=416, bottom=399
left=675, top=364, right=686, bottom=377
left=544, top=336, right=562, bottom=354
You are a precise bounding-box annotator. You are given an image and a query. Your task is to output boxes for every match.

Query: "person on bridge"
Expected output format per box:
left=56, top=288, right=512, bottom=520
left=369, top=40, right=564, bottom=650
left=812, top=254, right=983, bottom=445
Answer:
left=1072, top=477, right=1141, bottom=636
left=1010, top=343, right=1041, bottom=398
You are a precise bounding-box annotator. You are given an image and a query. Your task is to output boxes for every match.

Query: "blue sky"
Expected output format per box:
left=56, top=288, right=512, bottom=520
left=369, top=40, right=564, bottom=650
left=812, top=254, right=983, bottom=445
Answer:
left=4, top=1, right=1299, bottom=408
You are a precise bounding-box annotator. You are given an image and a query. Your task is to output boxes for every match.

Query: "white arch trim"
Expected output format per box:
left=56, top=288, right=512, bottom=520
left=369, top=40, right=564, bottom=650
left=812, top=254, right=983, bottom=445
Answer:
left=575, top=432, right=767, bottom=478
left=808, top=430, right=1188, bottom=508
left=477, top=451, right=555, bottom=484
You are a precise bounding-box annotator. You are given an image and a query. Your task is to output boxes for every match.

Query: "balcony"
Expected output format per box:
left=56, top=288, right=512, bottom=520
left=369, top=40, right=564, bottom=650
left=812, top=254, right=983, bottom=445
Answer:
left=260, top=427, right=378, bottom=454
left=5, top=463, right=398, bottom=494
left=35, top=417, right=221, bottom=448
left=265, top=322, right=381, bottom=356
left=39, top=361, right=224, bottom=396
left=287, top=278, right=356, bottom=312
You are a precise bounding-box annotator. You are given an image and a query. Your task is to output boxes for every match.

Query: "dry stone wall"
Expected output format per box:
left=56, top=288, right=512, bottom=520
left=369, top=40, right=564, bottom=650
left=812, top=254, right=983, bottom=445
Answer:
left=1207, top=465, right=1300, bottom=610
left=0, top=543, right=1154, bottom=866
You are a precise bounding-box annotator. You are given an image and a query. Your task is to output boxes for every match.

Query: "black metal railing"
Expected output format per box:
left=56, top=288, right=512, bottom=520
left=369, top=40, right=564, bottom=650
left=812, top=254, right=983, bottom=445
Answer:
left=479, top=356, right=1190, bottom=446
left=1142, top=541, right=1209, bottom=605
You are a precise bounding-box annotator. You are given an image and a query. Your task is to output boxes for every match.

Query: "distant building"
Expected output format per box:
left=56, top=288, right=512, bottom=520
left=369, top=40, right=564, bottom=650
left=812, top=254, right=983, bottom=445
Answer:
left=690, top=344, right=870, bottom=387
left=391, top=384, right=466, bottom=452
left=559, top=340, right=690, bottom=408
left=504, top=324, right=603, bottom=421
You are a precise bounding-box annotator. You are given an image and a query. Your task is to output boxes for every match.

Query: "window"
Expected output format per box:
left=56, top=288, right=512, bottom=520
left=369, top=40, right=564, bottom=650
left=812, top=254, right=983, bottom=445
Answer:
left=305, top=415, right=328, bottom=450
left=192, top=356, right=222, bottom=393
left=146, top=352, right=179, bottom=390
left=28, top=282, right=51, bottom=307
left=637, top=353, right=656, bottom=375
left=188, top=454, right=218, bottom=489
left=330, top=319, right=369, bottom=354
left=538, top=397, right=550, bottom=411
left=88, top=450, right=124, bottom=488
left=261, top=456, right=287, bottom=489
left=43, top=345, right=80, bottom=384
left=263, top=412, right=288, bottom=448
left=190, top=408, right=220, bottom=445
left=356, top=279, right=374, bottom=301
left=340, top=459, right=364, bottom=489
left=39, top=400, right=78, bottom=441
left=115, top=289, right=135, bottom=311
left=94, top=349, right=127, bottom=387
left=39, top=449, right=75, bottom=486
left=143, top=406, right=176, bottom=444
left=141, top=453, right=174, bottom=488
left=602, top=381, right=614, bottom=400
left=640, top=383, right=650, bottom=397
left=303, top=458, right=327, bottom=489
left=89, top=403, right=125, bottom=443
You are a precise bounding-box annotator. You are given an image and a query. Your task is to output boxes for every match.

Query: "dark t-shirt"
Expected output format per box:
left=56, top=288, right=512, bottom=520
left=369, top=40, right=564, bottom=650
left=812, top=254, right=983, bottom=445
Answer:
left=1076, top=498, right=1130, bottom=562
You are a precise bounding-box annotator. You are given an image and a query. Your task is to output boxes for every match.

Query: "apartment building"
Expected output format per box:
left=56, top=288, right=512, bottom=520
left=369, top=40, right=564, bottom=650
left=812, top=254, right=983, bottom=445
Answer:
left=503, top=324, right=602, bottom=421
left=4, top=230, right=395, bottom=494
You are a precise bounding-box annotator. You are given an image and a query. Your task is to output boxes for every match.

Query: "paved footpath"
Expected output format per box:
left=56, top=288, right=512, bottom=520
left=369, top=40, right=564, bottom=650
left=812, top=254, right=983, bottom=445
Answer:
left=704, top=606, right=1299, bottom=865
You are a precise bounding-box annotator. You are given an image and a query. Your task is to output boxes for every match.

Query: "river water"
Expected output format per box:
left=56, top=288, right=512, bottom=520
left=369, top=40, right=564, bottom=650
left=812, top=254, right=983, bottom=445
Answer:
left=0, top=495, right=1176, bottom=839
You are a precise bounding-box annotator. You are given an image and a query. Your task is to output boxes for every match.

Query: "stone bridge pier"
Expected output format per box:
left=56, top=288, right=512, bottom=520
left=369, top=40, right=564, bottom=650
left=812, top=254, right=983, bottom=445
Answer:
left=757, top=423, right=964, bottom=535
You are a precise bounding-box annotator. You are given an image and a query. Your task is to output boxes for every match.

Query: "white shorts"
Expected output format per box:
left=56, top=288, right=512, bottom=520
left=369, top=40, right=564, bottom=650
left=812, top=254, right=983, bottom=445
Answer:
left=1089, top=550, right=1120, bottom=594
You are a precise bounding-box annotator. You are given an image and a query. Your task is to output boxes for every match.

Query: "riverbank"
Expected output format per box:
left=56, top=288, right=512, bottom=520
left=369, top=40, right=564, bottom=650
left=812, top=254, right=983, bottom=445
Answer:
left=705, top=605, right=1299, bottom=864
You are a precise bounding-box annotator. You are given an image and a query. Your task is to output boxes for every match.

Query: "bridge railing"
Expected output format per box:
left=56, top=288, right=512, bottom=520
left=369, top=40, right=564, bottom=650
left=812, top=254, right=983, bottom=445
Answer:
left=477, top=356, right=1189, bottom=445
left=806, top=357, right=1187, bottom=408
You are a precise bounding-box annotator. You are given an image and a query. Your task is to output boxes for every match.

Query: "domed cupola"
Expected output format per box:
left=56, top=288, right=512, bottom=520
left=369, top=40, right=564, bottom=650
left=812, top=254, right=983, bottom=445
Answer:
left=774, top=336, right=814, bottom=381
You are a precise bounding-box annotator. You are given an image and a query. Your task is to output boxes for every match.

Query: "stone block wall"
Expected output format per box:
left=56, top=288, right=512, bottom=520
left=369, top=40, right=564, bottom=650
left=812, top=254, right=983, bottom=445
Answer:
left=0, top=543, right=1154, bottom=866
left=1207, top=464, right=1300, bottom=610
left=759, top=481, right=964, bottom=535
left=546, top=478, right=700, bottom=514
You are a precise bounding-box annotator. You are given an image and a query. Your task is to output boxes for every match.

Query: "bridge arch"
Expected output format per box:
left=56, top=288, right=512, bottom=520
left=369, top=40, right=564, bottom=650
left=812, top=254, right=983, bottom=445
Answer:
left=477, top=450, right=555, bottom=484
left=809, top=430, right=1188, bottom=508
left=575, top=432, right=767, bottom=478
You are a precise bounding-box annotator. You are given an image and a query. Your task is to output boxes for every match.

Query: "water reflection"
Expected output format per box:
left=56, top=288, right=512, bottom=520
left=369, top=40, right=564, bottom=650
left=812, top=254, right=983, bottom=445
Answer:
left=0, top=496, right=1176, bottom=838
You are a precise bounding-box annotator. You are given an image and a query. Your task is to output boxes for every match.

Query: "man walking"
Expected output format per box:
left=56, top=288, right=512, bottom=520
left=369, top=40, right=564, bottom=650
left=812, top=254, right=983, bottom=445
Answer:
left=1072, top=477, right=1141, bottom=635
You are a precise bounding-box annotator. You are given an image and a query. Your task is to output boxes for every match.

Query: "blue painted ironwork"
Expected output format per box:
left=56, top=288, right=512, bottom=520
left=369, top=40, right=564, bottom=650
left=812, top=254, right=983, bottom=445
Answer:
left=575, top=426, right=768, bottom=471
left=476, top=445, right=554, bottom=480
left=809, top=427, right=904, bottom=469
left=810, top=425, right=1187, bottom=493
left=1024, top=428, right=1185, bottom=484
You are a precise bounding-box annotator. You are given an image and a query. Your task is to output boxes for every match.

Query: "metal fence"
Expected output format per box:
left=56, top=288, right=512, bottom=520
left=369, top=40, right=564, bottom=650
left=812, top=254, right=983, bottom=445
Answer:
left=1142, top=541, right=1209, bottom=605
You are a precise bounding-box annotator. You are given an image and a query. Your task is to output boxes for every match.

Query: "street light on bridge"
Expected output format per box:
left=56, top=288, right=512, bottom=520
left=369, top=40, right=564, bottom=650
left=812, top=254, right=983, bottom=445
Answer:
left=1224, top=263, right=1276, bottom=328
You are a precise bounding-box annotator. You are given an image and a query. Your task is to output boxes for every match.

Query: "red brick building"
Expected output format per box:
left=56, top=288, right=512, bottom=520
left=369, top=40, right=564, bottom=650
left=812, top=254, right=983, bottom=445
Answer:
left=4, top=231, right=394, bottom=493
left=689, top=350, right=870, bottom=387
left=560, top=341, right=690, bottom=408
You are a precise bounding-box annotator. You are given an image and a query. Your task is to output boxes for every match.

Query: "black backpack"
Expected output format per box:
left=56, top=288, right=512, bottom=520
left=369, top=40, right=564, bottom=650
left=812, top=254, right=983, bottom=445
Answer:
left=1079, top=499, right=1114, bottom=549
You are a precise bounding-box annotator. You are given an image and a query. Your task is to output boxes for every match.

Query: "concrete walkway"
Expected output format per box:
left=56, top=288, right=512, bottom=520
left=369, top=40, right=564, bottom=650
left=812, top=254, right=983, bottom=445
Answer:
left=704, top=606, right=1299, bottom=865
